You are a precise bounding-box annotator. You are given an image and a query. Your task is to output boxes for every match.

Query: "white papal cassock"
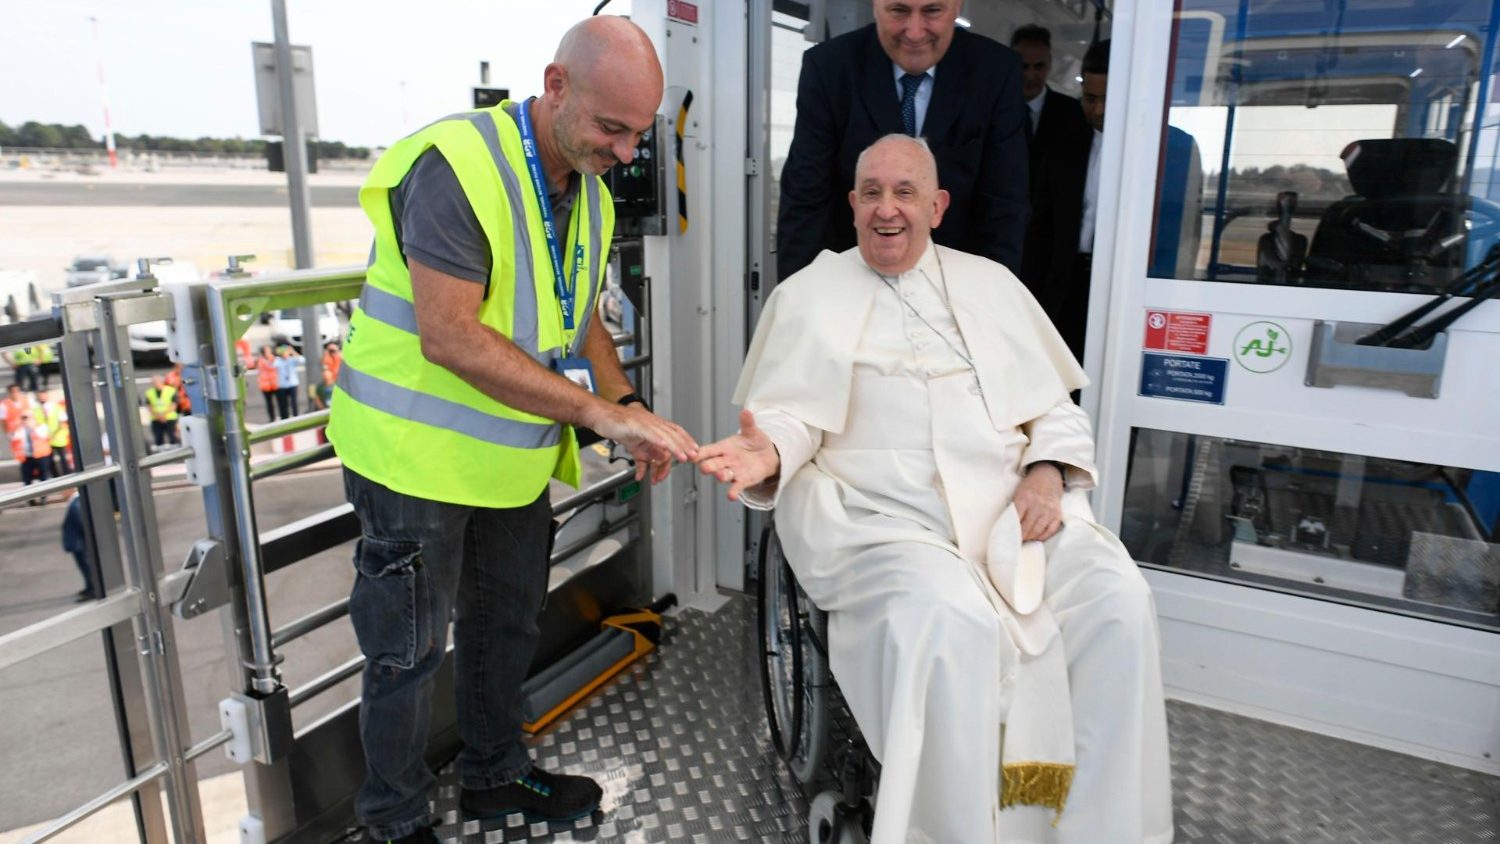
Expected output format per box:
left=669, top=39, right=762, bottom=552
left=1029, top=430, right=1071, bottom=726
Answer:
left=735, top=245, right=1173, bottom=844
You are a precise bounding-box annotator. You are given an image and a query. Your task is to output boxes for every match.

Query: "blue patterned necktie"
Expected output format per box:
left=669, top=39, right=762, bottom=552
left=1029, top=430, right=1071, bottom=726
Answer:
left=899, top=72, right=924, bottom=136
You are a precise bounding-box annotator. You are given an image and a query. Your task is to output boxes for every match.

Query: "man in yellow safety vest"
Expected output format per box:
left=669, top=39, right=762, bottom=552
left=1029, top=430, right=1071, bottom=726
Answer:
left=324, top=16, right=696, bottom=843
left=143, top=375, right=180, bottom=450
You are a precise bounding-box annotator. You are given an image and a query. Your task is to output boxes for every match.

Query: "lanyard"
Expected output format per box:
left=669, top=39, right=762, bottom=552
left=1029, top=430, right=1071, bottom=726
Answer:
left=514, top=97, right=582, bottom=331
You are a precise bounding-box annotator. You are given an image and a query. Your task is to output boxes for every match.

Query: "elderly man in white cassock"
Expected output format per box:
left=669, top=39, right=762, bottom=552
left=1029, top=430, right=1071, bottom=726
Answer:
left=695, top=134, right=1173, bottom=843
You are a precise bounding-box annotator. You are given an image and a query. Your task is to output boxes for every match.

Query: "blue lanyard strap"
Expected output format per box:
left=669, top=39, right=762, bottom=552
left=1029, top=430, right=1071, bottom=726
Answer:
left=514, top=97, right=581, bottom=332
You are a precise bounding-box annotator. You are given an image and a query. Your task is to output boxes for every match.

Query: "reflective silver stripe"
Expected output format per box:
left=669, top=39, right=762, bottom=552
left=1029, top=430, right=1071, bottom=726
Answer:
left=359, top=285, right=420, bottom=336
left=337, top=361, right=561, bottom=449
left=355, top=282, right=563, bottom=368
left=456, top=110, right=542, bottom=360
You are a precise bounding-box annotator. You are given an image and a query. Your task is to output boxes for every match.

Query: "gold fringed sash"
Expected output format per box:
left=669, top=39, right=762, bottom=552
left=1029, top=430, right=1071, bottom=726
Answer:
left=1002, top=761, right=1075, bottom=825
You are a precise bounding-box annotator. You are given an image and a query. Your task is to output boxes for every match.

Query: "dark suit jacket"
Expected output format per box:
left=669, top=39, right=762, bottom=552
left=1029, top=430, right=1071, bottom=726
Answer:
left=1028, top=88, right=1088, bottom=203
left=775, top=25, right=1031, bottom=281
left=1021, top=127, right=1093, bottom=357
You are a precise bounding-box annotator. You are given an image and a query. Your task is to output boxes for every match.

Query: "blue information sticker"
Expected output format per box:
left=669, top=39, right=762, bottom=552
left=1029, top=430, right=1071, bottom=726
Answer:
left=1139, top=352, right=1228, bottom=405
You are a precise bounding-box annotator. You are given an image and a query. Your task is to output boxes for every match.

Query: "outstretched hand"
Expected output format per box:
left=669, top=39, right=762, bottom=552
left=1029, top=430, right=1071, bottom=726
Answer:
left=695, top=409, right=781, bottom=502
left=587, top=402, right=699, bottom=485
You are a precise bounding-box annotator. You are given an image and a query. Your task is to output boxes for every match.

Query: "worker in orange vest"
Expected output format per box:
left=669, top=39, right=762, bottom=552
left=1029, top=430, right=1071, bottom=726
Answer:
left=247, top=344, right=281, bottom=421
left=322, top=341, right=343, bottom=382
left=3, top=383, right=34, bottom=435
left=10, top=408, right=54, bottom=501
left=164, top=363, right=192, bottom=415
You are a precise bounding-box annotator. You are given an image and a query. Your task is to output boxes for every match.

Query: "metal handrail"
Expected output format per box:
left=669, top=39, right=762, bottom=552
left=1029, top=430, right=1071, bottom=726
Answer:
left=20, top=761, right=170, bottom=844
left=0, top=315, right=63, bottom=352
left=288, top=655, right=365, bottom=708
left=621, top=353, right=651, bottom=371
left=272, top=598, right=351, bottom=648
left=553, top=468, right=636, bottom=515
left=0, top=588, right=142, bottom=673
left=250, top=442, right=336, bottom=481
left=139, top=445, right=193, bottom=470
left=184, top=729, right=236, bottom=763
left=0, top=463, right=120, bottom=511
left=247, top=409, right=331, bottom=444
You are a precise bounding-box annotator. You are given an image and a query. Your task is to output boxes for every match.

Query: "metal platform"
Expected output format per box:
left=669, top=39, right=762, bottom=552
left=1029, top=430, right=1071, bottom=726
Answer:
left=400, top=595, right=1497, bottom=843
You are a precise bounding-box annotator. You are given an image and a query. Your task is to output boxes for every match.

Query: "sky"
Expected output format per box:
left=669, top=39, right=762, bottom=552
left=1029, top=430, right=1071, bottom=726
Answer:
left=0, top=0, right=635, bottom=148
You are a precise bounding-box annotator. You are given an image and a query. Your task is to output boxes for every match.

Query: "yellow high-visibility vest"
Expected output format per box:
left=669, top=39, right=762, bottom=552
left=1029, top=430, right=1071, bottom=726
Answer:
left=327, top=102, right=614, bottom=507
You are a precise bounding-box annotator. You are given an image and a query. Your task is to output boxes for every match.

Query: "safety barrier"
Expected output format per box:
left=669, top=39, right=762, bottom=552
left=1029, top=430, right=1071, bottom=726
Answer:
left=0, top=249, right=654, bottom=843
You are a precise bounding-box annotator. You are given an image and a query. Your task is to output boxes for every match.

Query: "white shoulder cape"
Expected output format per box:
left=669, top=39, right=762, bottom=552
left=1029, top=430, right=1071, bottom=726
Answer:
left=733, top=245, right=1087, bottom=432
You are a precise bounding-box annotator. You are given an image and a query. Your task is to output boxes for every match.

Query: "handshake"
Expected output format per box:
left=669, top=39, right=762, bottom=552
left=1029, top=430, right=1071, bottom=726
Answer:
left=596, top=403, right=778, bottom=502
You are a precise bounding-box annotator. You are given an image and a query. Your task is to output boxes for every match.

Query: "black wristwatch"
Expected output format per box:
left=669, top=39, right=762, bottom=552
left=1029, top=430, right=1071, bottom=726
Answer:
left=616, top=392, right=649, bottom=411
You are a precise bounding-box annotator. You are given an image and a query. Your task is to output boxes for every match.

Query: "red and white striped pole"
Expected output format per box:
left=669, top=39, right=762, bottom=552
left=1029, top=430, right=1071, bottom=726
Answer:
left=90, top=16, right=118, bottom=168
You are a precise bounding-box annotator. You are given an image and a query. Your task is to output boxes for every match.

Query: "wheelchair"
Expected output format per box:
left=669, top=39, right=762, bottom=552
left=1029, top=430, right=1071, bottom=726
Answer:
left=757, top=518, right=879, bottom=844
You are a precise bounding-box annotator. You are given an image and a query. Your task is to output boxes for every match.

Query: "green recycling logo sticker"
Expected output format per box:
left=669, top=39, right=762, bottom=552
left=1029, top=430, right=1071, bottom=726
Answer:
left=1233, top=321, right=1291, bottom=373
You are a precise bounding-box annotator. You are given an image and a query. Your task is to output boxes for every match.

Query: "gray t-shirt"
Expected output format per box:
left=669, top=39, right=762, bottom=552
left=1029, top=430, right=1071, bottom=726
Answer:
left=391, top=103, right=579, bottom=289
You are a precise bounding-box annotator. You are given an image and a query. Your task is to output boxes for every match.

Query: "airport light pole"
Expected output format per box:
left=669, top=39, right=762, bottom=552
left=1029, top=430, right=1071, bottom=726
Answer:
left=270, top=0, right=321, bottom=389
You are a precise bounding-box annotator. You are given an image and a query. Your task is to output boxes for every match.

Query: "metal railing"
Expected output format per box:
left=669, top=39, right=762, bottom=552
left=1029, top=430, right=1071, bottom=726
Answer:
left=1, top=249, right=657, bottom=843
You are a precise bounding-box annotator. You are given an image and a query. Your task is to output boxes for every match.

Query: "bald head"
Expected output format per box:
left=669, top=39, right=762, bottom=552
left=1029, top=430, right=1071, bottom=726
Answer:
left=539, top=16, right=664, bottom=177
left=850, top=134, right=949, bottom=274
left=555, top=16, right=663, bottom=92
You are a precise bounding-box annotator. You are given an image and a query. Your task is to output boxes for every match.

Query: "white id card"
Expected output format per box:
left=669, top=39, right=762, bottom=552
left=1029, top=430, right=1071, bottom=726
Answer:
left=554, top=356, right=597, bottom=394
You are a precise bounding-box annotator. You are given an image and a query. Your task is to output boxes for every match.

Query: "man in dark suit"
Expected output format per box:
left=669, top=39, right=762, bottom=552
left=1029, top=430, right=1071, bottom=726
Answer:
left=1022, top=39, right=1108, bottom=362
left=776, top=0, right=1030, bottom=281
left=1010, top=25, right=1089, bottom=198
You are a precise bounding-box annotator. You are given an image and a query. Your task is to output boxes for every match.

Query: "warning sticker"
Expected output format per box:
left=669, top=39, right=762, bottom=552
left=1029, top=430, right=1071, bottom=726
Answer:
left=667, top=0, right=699, bottom=24
left=1143, top=310, right=1211, bottom=355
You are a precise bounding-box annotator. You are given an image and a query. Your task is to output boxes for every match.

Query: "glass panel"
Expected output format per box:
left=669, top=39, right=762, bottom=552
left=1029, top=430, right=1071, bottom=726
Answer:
left=768, top=10, right=815, bottom=264
left=1152, top=0, right=1500, bottom=293
left=1121, top=429, right=1500, bottom=631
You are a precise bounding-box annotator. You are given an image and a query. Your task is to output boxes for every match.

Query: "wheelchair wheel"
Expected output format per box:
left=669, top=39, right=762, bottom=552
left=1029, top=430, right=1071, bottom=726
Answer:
left=809, top=790, right=870, bottom=844
left=757, top=522, right=830, bottom=785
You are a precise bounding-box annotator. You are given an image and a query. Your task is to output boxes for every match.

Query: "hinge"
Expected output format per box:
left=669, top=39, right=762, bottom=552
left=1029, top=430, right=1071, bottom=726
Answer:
left=744, top=157, right=761, bottom=176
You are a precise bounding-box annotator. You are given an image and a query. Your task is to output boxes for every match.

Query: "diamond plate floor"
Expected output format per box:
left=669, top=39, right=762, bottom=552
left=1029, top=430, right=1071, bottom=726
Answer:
left=420, top=595, right=1499, bottom=843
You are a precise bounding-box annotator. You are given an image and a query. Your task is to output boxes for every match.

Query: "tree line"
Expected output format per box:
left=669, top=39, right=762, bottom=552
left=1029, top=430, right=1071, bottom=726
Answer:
left=0, top=120, right=370, bottom=159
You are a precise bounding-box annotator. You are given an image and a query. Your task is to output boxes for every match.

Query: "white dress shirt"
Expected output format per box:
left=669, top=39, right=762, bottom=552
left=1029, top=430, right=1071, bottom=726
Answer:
left=1079, top=129, right=1103, bottom=253
left=1027, top=87, right=1047, bottom=134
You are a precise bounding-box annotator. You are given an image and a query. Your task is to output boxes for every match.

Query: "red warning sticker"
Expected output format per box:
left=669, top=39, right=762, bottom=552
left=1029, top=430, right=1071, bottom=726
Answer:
left=667, top=0, right=699, bottom=24
left=1144, top=310, right=1211, bottom=355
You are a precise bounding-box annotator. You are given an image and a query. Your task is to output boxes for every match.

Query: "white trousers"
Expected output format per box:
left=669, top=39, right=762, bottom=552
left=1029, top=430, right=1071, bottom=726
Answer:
left=803, top=513, right=1174, bottom=844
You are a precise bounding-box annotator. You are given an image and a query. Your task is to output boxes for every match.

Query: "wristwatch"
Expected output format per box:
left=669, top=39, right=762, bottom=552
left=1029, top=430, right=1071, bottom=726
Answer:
left=616, top=392, right=649, bottom=411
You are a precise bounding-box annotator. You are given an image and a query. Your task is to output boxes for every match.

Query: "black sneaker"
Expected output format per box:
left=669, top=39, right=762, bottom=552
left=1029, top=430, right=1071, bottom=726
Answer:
left=459, top=767, right=603, bottom=823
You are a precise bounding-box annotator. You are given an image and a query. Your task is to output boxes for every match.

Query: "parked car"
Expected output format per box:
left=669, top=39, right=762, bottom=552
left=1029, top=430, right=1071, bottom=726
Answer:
left=126, top=261, right=200, bottom=362
left=65, top=254, right=128, bottom=288
left=269, top=303, right=341, bottom=352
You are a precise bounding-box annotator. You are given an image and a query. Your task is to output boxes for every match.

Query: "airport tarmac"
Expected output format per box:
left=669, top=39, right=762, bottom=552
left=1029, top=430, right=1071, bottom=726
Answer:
left=0, top=166, right=371, bottom=294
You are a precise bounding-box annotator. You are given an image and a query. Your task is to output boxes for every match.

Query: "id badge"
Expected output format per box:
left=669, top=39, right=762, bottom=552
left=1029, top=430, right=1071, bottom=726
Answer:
left=554, top=356, right=597, bottom=394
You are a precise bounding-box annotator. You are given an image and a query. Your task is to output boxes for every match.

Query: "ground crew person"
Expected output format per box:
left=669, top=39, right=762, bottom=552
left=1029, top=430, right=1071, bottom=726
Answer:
left=36, top=390, right=71, bottom=474
left=35, top=343, right=56, bottom=390
left=3, top=383, right=33, bottom=434
left=143, top=375, right=180, bottom=449
left=10, top=410, right=53, bottom=500
left=324, top=16, right=696, bottom=843
left=5, top=345, right=39, bottom=392
left=248, top=344, right=280, bottom=421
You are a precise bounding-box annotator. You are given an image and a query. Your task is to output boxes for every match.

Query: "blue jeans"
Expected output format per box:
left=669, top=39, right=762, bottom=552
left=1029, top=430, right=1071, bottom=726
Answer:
left=343, top=468, right=553, bottom=839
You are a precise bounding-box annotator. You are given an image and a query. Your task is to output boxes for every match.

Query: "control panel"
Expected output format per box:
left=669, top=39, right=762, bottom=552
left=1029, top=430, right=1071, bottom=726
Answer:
left=607, top=114, right=669, bottom=237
